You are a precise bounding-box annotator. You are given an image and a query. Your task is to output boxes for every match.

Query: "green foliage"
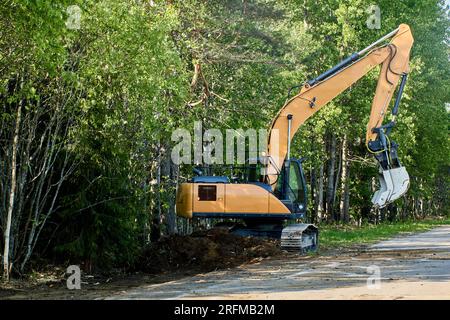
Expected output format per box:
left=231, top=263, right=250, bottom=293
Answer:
left=1, top=0, right=448, bottom=273
left=289, top=0, right=449, bottom=220
left=320, top=217, right=450, bottom=249
left=51, top=1, right=190, bottom=268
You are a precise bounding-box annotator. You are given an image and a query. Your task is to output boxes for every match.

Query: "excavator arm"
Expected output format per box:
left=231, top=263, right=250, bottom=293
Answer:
left=266, top=24, right=414, bottom=208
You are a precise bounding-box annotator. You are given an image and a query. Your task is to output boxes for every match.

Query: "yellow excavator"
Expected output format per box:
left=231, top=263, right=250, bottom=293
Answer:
left=176, top=24, right=414, bottom=252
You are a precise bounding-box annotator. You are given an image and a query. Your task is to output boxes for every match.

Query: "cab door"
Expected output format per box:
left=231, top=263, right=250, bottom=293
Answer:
left=287, top=160, right=307, bottom=213
left=193, top=184, right=225, bottom=213
left=276, top=159, right=308, bottom=214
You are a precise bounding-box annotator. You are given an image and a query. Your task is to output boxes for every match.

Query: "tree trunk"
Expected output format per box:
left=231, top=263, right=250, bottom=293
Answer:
left=414, top=196, right=420, bottom=219
left=326, top=133, right=336, bottom=221
left=333, top=140, right=342, bottom=221
left=162, top=152, right=177, bottom=235
left=3, top=103, right=21, bottom=281
left=150, top=144, right=162, bottom=242
left=316, top=164, right=324, bottom=221
left=339, top=134, right=350, bottom=223
left=310, top=165, right=316, bottom=222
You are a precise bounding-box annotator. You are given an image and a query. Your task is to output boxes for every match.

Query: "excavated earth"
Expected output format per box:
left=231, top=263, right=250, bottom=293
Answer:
left=108, top=225, right=450, bottom=300
left=0, top=229, right=283, bottom=299
left=135, top=228, right=282, bottom=274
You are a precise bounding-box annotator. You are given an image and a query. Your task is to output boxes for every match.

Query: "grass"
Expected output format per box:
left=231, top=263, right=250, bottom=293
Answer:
left=319, top=216, right=450, bottom=250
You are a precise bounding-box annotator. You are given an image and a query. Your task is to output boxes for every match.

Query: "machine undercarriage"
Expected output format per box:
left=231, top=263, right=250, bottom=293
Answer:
left=210, top=219, right=319, bottom=252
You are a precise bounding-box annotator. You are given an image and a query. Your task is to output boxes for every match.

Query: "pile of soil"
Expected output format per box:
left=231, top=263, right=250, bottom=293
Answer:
left=136, top=229, right=282, bottom=274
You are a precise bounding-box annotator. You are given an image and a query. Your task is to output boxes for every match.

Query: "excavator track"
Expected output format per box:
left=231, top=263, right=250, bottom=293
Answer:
left=210, top=221, right=319, bottom=254
left=280, top=224, right=319, bottom=253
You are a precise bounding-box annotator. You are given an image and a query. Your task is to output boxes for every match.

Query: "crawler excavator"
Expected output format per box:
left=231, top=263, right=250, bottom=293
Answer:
left=176, top=24, right=414, bottom=252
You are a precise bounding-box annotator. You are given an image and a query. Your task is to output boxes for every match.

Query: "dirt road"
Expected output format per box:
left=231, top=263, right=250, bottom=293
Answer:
left=107, top=226, right=450, bottom=300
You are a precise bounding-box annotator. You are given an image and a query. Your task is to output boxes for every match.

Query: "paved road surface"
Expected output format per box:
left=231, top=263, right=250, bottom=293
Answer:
left=107, top=225, right=450, bottom=300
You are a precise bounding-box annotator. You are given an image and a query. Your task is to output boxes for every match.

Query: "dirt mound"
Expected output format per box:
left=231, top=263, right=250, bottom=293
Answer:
left=136, top=229, right=282, bottom=274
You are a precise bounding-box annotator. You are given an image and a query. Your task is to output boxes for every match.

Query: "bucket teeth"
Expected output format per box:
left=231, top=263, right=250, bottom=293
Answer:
left=372, top=166, right=410, bottom=208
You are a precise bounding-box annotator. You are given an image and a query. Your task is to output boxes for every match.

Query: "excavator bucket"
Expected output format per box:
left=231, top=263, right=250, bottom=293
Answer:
left=372, top=166, right=410, bottom=208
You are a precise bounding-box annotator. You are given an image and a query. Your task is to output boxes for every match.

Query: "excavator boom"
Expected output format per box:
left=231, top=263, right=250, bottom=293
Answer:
left=266, top=24, right=414, bottom=208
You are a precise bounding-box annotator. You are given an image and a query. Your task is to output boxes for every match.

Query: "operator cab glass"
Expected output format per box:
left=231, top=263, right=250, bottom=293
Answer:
left=287, top=161, right=306, bottom=205
left=276, top=160, right=307, bottom=213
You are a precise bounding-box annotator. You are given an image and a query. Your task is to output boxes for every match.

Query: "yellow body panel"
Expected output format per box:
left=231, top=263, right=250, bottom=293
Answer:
left=269, top=193, right=291, bottom=213
left=176, top=183, right=193, bottom=218
left=175, top=183, right=291, bottom=219
left=193, top=184, right=225, bottom=213
left=224, top=184, right=269, bottom=213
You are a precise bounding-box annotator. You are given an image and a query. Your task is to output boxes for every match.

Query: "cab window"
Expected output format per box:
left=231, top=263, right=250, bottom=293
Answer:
left=276, top=161, right=306, bottom=205
left=288, top=163, right=305, bottom=204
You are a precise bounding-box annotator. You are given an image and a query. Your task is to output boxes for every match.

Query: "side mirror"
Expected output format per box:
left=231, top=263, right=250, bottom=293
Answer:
left=193, top=168, right=203, bottom=176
